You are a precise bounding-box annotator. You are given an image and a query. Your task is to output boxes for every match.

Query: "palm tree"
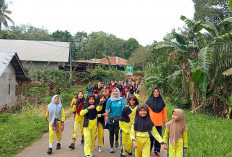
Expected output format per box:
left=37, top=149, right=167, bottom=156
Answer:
left=0, top=0, right=14, bottom=30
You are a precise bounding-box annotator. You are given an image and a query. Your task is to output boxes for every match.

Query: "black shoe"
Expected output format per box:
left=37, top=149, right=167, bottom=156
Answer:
left=81, top=140, right=84, bottom=146
left=127, top=152, right=132, bottom=156
left=69, top=143, right=75, bottom=149
left=47, top=148, right=52, bottom=154
left=121, top=155, right=125, bottom=157
left=56, top=143, right=61, bottom=150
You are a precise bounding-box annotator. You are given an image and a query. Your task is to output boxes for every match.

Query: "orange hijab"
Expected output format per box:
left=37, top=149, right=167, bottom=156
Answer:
left=166, top=109, right=187, bottom=145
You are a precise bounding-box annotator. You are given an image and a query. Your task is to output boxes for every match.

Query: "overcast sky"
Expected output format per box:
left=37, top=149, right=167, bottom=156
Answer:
left=9, top=0, right=194, bottom=46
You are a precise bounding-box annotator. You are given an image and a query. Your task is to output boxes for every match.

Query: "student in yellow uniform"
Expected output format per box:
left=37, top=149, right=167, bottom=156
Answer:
left=95, top=94, right=107, bottom=152
left=80, top=94, right=103, bottom=157
left=128, top=96, right=139, bottom=126
left=134, top=90, right=141, bottom=103
left=71, top=93, right=78, bottom=107
left=130, top=104, right=164, bottom=157
left=163, top=109, right=188, bottom=157
left=119, top=106, right=132, bottom=157
left=45, top=95, right=65, bottom=155
left=69, top=91, right=86, bottom=149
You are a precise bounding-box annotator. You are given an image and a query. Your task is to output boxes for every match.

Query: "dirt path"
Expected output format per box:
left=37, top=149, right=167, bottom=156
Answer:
left=17, top=85, right=166, bottom=157
left=16, top=116, right=166, bottom=157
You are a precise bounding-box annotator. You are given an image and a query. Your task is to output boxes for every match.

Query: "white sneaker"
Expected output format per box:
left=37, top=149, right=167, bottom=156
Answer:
left=90, top=153, right=94, bottom=157
left=98, top=146, right=103, bottom=152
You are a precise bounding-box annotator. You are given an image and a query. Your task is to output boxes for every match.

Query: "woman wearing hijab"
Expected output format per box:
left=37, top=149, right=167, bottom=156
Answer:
left=163, top=109, right=188, bottom=157
left=95, top=94, right=107, bottom=152
left=45, top=95, right=65, bottom=155
left=146, top=88, right=168, bottom=157
left=69, top=91, right=86, bottom=149
left=104, top=88, right=126, bottom=153
left=92, top=84, right=100, bottom=96
left=119, top=106, right=132, bottom=157
left=80, top=94, right=103, bottom=157
left=130, top=104, right=164, bottom=157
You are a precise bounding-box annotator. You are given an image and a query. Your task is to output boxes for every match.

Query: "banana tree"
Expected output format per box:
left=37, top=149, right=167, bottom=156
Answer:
left=214, top=93, right=232, bottom=119
left=154, top=29, right=199, bottom=110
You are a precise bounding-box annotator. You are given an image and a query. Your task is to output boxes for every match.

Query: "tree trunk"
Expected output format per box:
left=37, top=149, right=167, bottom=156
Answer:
left=182, top=70, right=188, bottom=103
left=180, top=59, right=197, bottom=110
left=0, top=21, right=2, bottom=31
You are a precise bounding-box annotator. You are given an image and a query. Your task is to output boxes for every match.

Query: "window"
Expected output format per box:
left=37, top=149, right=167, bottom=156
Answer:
left=8, top=84, right=10, bottom=95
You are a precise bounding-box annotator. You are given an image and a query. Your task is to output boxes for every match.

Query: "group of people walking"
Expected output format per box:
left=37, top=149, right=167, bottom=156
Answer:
left=45, top=79, right=188, bottom=157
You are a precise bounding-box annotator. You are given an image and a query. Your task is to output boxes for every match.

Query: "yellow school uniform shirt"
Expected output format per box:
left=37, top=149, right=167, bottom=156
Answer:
left=80, top=105, right=103, bottom=129
left=129, top=106, right=138, bottom=125
left=135, top=94, right=141, bottom=102
left=163, top=127, right=188, bottom=148
left=72, top=104, right=84, bottom=121
left=130, top=123, right=163, bottom=143
left=45, top=108, right=65, bottom=122
left=71, top=98, right=76, bottom=107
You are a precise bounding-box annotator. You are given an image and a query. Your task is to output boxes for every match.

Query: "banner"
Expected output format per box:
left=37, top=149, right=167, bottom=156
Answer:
left=125, top=65, right=134, bottom=75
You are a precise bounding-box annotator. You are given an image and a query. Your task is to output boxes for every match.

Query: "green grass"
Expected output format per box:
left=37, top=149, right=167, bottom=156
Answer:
left=0, top=107, right=47, bottom=157
left=165, top=103, right=232, bottom=157
left=0, top=84, right=88, bottom=157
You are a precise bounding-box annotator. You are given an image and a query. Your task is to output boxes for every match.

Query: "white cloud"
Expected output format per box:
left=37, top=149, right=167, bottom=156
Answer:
left=10, top=0, right=194, bottom=46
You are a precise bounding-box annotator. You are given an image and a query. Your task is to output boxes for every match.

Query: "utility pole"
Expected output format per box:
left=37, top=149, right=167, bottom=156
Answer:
left=69, top=42, right=72, bottom=90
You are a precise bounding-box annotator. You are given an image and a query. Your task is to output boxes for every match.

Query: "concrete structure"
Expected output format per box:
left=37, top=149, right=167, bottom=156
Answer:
left=0, top=52, right=30, bottom=109
left=0, top=39, right=70, bottom=69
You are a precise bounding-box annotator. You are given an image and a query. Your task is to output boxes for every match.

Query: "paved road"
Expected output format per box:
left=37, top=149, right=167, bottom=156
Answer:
left=17, top=117, right=167, bottom=157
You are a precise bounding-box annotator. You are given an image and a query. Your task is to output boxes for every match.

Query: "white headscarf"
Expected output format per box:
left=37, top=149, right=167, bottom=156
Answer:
left=110, top=88, right=123, bottom=102
left=48, top=95, right=63, bottom=125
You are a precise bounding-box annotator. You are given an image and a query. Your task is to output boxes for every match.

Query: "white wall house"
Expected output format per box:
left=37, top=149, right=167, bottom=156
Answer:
left=0, top=52, right=30, bottom=109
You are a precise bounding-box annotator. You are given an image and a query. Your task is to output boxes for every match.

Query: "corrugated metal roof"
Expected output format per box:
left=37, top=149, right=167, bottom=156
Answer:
left=0, top=52, right=15, bottom=77
left=91, top=56, right=128, bottom=65
left=0, top=51, right=30, bottom=81
left=0, top=39, right=69, bottom=62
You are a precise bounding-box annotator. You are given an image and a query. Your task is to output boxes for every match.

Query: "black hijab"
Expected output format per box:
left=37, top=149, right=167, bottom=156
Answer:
left=146, top=88, right=165, bottom=113
left=82, top=94, right=97, bottom=120
left=120, top=106, right=132, bottom=123
left=96, top=94, right=107, bottom=123
left=134, top=104, right=154, bottom=132
left=93, top=84, right=99, bottom=92
left=129, top=86, right=135, bottom=95
left=117, top=84, right=123, bottom=92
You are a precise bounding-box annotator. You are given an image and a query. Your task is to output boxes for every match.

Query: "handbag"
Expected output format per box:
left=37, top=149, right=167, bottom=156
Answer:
left=110, top=115, right=120, bottom=123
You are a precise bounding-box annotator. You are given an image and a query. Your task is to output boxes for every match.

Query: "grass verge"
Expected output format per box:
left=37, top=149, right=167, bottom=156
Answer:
left=165, top=102, right=232, bottom=157
left=0, top=83, right=88, bottom=157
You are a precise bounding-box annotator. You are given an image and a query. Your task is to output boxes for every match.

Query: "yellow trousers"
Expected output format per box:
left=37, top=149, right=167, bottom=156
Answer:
left=84, top=127, right=96, bottom=156
left=72, top=116, right=84, bottom=139
left=95, top=122, right=104, bottom=146
left=168, top=138, right=184, bottom=157
left=134, top=136, right=151, bottom=157
left=49, top=121, right=62, bottom=143
left=120, top=129, right=132, bottom=155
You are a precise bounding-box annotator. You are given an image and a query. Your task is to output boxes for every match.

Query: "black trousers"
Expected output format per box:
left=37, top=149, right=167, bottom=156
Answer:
left=108, top=124, right=119, bottom=148
left=150, top=126, right=162, bottom=152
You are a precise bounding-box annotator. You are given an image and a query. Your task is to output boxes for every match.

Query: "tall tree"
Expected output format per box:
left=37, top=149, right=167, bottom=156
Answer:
left=193, top=0, right=232, bottom=25
left=52, top=30, right=73, bottom=42
left=0, top=0, right=14, bottom=30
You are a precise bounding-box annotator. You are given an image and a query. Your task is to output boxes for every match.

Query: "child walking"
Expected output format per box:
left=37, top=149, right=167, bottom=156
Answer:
left=95, top=94, right=107, bottom=152
left=130, top=104, right=164, bottom=157
left=163, top=109, right=188, bottom=157
left=46, top=95, right=65, bottom=155
left=71, top=93, right=78, bottom=107
left=119, top=106, right=132, bottom=157
left=80, top=94, right=103, bottom=157
left=69, top=91, right=86, bottom=149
